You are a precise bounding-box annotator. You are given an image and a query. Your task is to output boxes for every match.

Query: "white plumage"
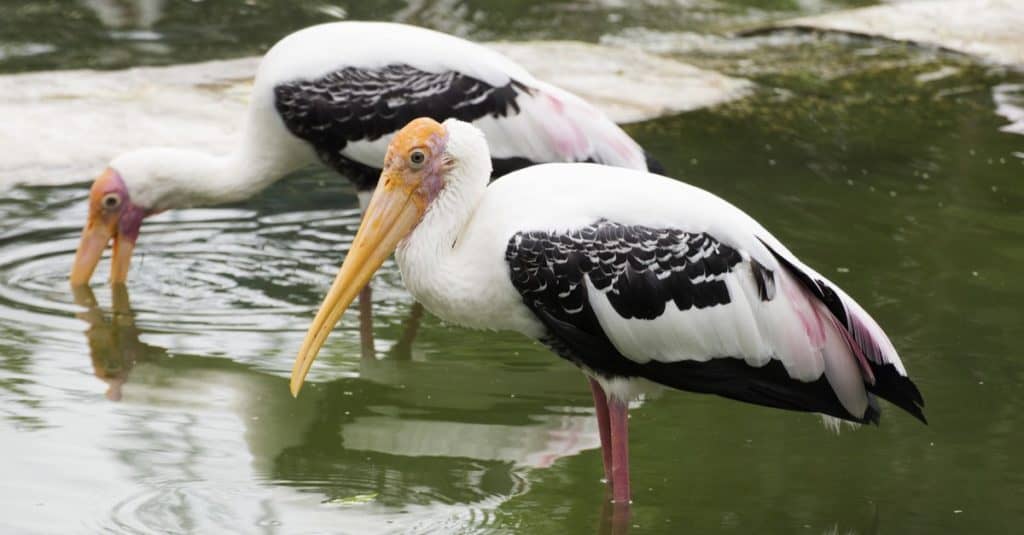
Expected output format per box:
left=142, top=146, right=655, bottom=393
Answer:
left=258, top=22, right=534, bottom=91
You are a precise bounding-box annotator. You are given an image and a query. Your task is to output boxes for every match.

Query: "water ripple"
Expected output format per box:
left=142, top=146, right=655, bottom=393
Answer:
left=0, top=180, right=418, bottom=387
left=0, top=183, right=390, bottom=332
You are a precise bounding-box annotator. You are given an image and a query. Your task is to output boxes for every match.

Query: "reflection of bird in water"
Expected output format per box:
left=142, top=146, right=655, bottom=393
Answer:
left=291, top=118, right=927, bottom=506
left=80, top=0, right=166, bottom=29
left=73, top=284, right=163, bottom=400
left=79, top=0, right=171, bottom=57
left=70, top=283, right=600, bottom=529
left=69, top=21, right=660, bottom=287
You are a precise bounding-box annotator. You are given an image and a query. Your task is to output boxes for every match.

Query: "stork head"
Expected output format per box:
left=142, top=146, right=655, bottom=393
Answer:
left=70, top=148, right=215, bottom=286
left=69, top=166, right=149, bottom=286
left=289, top=117, right=487, bottom=396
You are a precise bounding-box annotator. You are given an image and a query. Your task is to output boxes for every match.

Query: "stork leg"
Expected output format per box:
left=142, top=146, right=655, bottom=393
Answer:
left=356, top=190, right=376, bottom=360
left=608, top=395, right=631, bottom=504
left=357, top=284, right=375, bottom=360
left=387, top=302, right=424, bottom=361
left=598, top=493, right=633, bottom=535
left=588, top=378, right=613, bottom=483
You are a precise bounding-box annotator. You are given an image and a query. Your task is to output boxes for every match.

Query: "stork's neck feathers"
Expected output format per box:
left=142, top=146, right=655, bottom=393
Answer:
left=114, top=106, right=314, bottom=211
left=417, top=163, right=489, bottom=252
left=395, top=125, right=512, bottom=331
left=402, top=122, right=492, bottom=258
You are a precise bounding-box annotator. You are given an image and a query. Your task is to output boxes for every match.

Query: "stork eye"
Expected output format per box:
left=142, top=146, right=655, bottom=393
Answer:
left=409, top=149, right=426, bottom=168
left=101, top=193, right=122, bottom=210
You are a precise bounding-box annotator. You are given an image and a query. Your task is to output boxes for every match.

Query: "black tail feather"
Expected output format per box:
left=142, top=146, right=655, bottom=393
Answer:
left=758, top=238, right=928, bottom=425
left=868, top=363, right=928, bottom=424
left=644, top=150, right=666, bottom=175
left=642, top=357, right=878, bottom=424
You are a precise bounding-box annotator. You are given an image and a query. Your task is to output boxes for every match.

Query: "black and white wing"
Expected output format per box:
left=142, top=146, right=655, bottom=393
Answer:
left=259, top=21, right=656, bottom=188
left=273, top=64, right=525, bottom=188
left=273, top=64, right=653, bottom=184
left=505, top=219, right=925, bottom=424
left=480, top=79, right=656, bottom=175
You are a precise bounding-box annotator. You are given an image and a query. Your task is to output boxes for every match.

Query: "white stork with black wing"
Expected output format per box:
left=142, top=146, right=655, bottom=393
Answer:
left=290, top=118, right=926, bottom=504
left=71, top=22, right=657, bottom=285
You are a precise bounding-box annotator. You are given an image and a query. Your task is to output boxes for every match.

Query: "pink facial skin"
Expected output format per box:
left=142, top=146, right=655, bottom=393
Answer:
left=70, top=168, right=153, bottom=286
left=416, top=129, right=451, bottom=205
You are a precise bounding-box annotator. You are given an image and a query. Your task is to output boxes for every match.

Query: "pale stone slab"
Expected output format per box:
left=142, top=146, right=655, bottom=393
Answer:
left=0, top=41, right=751, bottom=188
left=750, top=0, right=1024, bottom=67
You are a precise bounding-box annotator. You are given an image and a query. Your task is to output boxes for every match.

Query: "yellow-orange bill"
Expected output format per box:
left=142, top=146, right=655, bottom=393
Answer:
left=109, top=235, right=135, bottom=284
left=70, top=219, right=114, bottom=286
left=289, top=173, right=426, bottom=397
left=70, top=167, right=134, bottom=287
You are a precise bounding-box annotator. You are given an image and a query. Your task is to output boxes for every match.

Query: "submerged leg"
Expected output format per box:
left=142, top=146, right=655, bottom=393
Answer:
left=589, top=378, right=613, bottom=483
left=356, top=187, right=377, bottom=360
left=608, top=396, right=631, bottom=504
left=387, top=301, right=425, bottom=361
left=358, top=284, right=374, bottom=360
left=598, top=493, right=633, bottom=535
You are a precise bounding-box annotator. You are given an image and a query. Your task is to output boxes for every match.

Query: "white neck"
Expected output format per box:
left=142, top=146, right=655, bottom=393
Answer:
left=118, top=106, right=315, bottom=211
left=393, top=134, right=543, bottom=338
left=410, top=163, right=488, bottom=256
left=396, top=148, right=493, bottom=328
left=175, top=142, right=304, bottom=207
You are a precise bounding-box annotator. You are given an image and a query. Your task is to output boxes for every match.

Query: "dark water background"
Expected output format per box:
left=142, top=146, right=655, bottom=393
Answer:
left=1, top=0, right=1022, bottom=533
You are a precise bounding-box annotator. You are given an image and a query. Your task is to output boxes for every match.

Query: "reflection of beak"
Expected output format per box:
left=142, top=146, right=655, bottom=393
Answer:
left=74, top=281, right=148, bottom=402
left=72, top=284, right=100, bottom=317
left=290, top=172, right=426, bottom=397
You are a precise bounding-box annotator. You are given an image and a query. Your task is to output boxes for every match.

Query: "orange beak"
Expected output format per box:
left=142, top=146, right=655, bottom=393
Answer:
left=70, top=212, right=116, bottom=286
left=70, top=169, right=139, bottom=286
left=289, top=117, right=451, bottom=397
left=289, top=171, right=428, bottom=396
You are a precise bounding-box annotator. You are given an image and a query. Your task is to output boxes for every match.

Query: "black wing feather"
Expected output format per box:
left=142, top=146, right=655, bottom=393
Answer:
left=506, top=220, right=875, bottom=423
left=274, top=64, right=530, bottom=188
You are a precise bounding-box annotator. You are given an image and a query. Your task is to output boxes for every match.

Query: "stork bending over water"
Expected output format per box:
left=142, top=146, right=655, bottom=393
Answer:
left=290, top=118, right=926, bottom=504
left=70, top=21, right=659, bottom=285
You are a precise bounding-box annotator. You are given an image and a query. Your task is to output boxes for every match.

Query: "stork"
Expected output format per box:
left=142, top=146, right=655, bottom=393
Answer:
left=70, top=22, right=660, bottom=285
left=289, top=118, right=926, bottom=504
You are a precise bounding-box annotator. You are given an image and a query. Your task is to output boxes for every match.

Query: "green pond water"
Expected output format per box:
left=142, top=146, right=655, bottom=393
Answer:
left=1, top=1, right=1023, bottom=533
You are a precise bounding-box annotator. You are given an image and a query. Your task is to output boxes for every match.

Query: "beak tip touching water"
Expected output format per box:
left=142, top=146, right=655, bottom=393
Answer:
left=71, top=168, right=140, bottom=287
left=289, top=375, right=304, bottom=398
left=69, top=227, right=135, bottom=287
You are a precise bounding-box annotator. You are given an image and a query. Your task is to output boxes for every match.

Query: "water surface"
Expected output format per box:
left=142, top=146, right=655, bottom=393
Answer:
left=1, top=1, right=1023, bottom=533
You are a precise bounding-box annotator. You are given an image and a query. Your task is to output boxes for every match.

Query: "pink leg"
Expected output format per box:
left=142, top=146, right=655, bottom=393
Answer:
left=388, top=302, right=424, bottom=361
left=608, top=396, right=631, bottom=504
left=598, top=494, right=632, bottom=535
left=588, top=378, right=613, bottom=483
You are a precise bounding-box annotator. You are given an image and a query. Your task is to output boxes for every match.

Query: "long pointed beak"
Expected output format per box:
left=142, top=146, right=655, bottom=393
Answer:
left=70, top=218, right=114, bottom=286
left=289, top=173, right=426, bottom=396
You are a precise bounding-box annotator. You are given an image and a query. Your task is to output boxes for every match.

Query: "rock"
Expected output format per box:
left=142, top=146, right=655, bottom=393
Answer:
left=744, top=0, right=1024, bottom=67
left=994, top=83, right=1024, bottom=136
